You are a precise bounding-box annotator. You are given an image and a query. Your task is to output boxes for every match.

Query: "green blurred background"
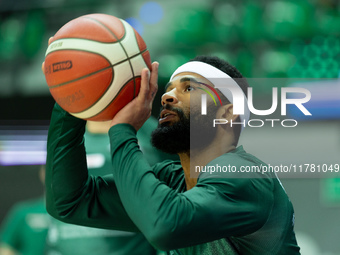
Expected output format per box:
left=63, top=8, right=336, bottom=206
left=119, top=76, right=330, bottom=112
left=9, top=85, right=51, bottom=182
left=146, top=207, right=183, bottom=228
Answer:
left=0, top=0, right=340, bottom=254
left=0, top=0, right=339, bottom=109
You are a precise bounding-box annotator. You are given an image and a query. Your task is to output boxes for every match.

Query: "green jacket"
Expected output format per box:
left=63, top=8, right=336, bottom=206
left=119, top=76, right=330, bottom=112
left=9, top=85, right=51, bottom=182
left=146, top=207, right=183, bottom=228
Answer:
left=46, top=104, right=300, bottom=255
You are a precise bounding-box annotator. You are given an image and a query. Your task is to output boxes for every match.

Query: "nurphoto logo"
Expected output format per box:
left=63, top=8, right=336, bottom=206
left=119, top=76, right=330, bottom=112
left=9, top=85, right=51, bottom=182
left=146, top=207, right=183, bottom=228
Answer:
left=200, top=81, right=312, bottom=128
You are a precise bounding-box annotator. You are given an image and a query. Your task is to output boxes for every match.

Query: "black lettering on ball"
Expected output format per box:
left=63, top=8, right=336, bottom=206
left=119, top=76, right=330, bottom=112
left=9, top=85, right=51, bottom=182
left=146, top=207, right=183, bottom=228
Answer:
left=52, top=61, right=73, bottom=72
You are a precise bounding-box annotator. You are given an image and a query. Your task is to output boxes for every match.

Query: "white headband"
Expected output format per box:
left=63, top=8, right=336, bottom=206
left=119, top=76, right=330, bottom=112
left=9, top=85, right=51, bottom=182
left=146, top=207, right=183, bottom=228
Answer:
left=170, top=61, right=250, bottom=130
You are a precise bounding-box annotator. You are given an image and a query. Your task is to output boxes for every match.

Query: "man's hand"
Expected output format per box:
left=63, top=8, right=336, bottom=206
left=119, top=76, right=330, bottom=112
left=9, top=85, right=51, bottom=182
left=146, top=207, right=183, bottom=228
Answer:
left=41, top=37, right=54, bottom=73
left=110, top=62, right=159, bottom=131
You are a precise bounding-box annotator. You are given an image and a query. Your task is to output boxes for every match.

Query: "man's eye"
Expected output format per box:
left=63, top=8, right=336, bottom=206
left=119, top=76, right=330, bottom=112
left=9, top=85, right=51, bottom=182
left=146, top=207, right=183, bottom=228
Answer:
left=185, top=85, right=194, bottom=92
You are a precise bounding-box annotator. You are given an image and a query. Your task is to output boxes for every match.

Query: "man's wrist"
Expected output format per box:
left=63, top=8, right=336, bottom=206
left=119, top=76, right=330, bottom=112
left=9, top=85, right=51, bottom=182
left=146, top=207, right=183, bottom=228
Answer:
left=109, top=123, right=137, bottom=137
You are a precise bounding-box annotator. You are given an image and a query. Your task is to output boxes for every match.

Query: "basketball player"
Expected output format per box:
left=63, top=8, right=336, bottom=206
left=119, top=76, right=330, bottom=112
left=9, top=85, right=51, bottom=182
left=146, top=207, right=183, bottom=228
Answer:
left=45, top=56, right=300, bottom=254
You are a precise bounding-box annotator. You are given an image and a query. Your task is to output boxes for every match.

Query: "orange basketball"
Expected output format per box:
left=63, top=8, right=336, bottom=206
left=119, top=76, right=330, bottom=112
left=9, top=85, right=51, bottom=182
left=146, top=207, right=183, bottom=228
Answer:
left=43, top=14, right=151, bottom=121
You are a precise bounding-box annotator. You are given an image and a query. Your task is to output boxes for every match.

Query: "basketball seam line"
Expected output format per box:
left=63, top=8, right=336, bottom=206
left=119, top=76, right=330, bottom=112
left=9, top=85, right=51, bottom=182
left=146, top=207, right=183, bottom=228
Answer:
left=84, top=17, right=137, bottom=100
left=130, top=26, right=140, bottom=98
left=83, top=17, right=127, bottom=42
left=48, top=49, right=148, bottom=89
left=73, top=76, right=141, bottom=118
left=45, top=39, right=122, bottom=58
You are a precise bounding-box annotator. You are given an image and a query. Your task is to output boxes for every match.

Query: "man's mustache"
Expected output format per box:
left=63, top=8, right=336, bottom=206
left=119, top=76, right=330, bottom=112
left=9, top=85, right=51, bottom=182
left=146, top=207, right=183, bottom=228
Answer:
left=158, top=104, right=184, bottom=118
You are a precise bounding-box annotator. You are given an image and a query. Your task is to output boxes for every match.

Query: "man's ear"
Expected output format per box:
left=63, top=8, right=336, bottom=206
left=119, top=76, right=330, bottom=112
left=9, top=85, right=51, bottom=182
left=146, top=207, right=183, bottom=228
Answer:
left=217, top=104, right=239, bottom=122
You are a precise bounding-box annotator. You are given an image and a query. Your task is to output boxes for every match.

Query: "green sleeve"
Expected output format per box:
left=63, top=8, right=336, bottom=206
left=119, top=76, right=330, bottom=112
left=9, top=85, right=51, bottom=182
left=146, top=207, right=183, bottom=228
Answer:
left=45, top=103, right=138, bottom=232
left=109, top=124, right=274, bottom=251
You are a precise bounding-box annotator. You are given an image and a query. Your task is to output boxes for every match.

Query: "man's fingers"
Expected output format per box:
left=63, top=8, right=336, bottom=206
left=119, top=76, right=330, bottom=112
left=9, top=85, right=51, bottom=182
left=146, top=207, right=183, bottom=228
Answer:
left=139, top=68, right=150, bottom=102
left=48, top=37, right=53, bottom=46
left=110, top=63, right=158, bottom=130
left=149, top=62, right=159, bottom=100
left=42, top=38, right=53, bottom=74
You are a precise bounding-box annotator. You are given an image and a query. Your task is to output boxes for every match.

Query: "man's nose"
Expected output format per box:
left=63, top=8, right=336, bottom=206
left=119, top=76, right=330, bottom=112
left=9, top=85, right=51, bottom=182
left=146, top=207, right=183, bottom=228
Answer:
left=161, top=88, right=178, bottom=105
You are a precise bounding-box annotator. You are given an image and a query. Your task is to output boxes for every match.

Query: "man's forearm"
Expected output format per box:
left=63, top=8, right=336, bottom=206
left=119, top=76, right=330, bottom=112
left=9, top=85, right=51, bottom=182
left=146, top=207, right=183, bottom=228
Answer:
left=45, top=104, right=139, bottom=232
left=109, top=124, right=273, bottom=250
left=45, top=104, right=87, bottom=215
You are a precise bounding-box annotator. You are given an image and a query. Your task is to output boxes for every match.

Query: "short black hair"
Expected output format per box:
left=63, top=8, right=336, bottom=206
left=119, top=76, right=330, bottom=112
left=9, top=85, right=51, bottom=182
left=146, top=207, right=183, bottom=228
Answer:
left=189, top=55, right=248, bottom=97
left=190, top=55, right=247, bottom=144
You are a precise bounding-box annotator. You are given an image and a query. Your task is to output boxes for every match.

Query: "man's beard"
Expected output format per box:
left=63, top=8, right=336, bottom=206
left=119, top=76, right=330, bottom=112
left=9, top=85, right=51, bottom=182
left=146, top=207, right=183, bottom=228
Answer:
left=151, top=104, right=190, bottom=154
left=151, top=103, right=218, bottom=154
